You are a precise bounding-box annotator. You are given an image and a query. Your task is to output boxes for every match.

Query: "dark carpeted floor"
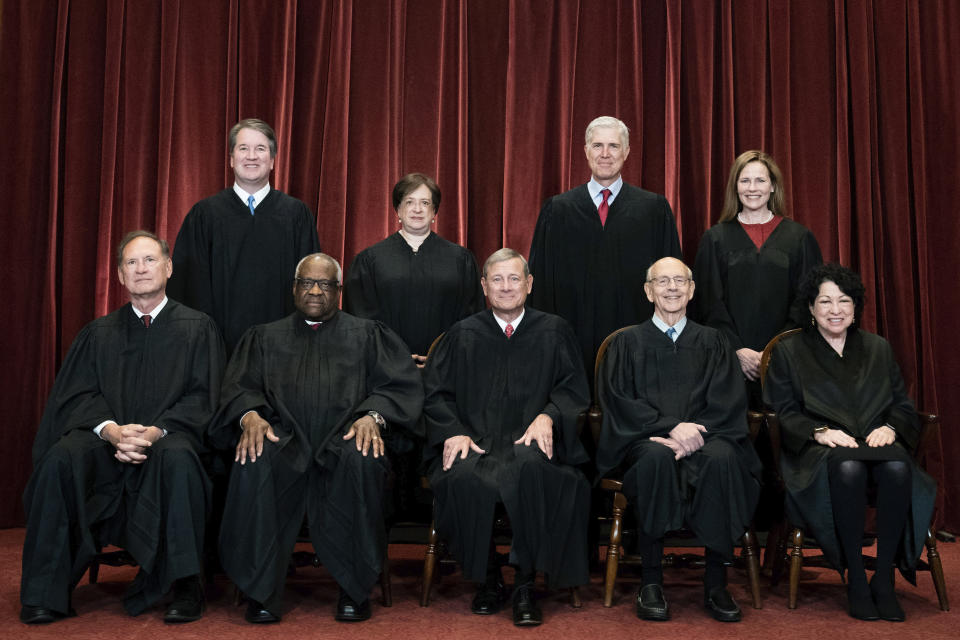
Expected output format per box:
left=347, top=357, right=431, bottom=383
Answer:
left=1, top=528, right=955, bottom=639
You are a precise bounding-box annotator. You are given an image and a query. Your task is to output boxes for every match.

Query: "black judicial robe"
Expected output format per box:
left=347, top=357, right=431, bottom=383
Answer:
left=762, top=328, right=936, bottom=578
left=168, top=188, right=321, bottom=353
left=22, top=300, right=224, bottom=615
left=597, top=320, right=761, bottom=556
left=691, top=217, right=822, bottom=352
left=343, top=231, right=484, bottom=356
left=210, top=311, right=423, bottom=608
left=423, top=308, right=591, bottom=587
left=528, top=183, right=682, bottom=380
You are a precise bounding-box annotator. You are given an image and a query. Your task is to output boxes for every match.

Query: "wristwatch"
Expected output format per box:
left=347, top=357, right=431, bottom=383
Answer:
left=367, top=411, right=387, bottom=431
left=812, top=425, right=829, bottom=437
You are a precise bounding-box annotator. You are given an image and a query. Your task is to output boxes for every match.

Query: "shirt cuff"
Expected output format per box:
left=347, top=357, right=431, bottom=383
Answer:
left=93, top=420, right=115, bottom=439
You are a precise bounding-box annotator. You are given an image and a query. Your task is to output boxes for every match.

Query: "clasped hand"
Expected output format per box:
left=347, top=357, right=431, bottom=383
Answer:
left=102, top=422, right=163, bottom=464
left=650, top=422, right=707, bottom=459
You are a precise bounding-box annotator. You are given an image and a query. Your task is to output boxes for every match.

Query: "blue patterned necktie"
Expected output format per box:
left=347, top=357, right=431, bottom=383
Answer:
left=666, top=327, right=677, bottom=342
left=247, top=194, right=256, bottom=215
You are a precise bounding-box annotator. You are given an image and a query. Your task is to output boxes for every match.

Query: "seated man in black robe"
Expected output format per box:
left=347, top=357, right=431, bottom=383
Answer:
left=596, top=257, right=761, bottom=623
left=211, top=253, right=423, bottom=624
left=20, top=230, right=225, bottom=625
left=423, top=248, right=591, bottom=627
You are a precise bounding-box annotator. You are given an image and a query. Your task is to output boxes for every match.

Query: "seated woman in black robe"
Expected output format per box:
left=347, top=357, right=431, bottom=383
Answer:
left=344, top=173, right=484, bottom=521
left=763, top=263, right=936, bottom=622
left=693, top=150, right=822, bottom=407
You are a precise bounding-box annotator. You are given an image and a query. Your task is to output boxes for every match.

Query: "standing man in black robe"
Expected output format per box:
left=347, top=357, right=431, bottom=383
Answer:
left=167, top=117, right=320, bottom=355
left=211, top=253, right=423, bottom=624
left=20, top=231, right=225, bottom=625
left=596, top=257, right=761, bottom=623
left=423, top=248, right=591, bottom=627
left=529, top=115, right=682, bottom=385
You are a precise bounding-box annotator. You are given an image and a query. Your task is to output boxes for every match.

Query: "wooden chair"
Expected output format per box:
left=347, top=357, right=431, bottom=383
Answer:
left=418, top=333, right=581, bottom=609
left=759, top=328, right=949, bottom=611
left=593, top=326, right=763, bottom=609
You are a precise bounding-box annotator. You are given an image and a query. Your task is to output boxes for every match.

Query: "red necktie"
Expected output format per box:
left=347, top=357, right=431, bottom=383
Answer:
left=142, top=315, right=151, bottom=328
left=310, top=323, right=320, bottom=331
left=598, top=188, right=611, bottom=226
left=505, top=323, right=514, bottom=338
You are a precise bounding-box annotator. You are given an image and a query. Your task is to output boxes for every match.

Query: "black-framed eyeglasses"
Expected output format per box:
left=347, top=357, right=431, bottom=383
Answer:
left=296, top=278, right=340, bottom=292
left=648, top=276, right=690, bottom=287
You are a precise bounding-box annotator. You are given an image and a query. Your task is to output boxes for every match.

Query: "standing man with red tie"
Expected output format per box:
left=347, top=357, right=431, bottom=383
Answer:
left=528, top=116, right=682, bottom=387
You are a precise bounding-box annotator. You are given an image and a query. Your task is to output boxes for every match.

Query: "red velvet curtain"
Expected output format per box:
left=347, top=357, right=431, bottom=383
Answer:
left=1, top=0, right=957, bottom=530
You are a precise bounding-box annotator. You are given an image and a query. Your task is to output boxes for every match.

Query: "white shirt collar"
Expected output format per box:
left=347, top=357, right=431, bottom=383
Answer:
left=233, top=182, right=271, bottom=209
left=492, top=308, right=525, bottom=334
left=132, top=296, right=168, bottom=320
left=587, top=176, right=624, bottom=207
left=651, top=313, right=687, bottom=339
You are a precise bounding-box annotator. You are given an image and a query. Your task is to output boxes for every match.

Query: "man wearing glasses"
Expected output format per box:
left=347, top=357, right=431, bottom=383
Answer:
left=211, top=253, right=423, bottom=624
left=596, top=257, right=761, bottom=623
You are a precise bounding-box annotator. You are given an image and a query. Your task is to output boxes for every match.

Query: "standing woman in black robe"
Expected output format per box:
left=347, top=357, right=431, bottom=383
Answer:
left=344, top=173, right=484, bottom=366
left=763, top=264, right=935, bottom=622
left=692, top=150, right=822, bottom=407
left=344, top=173, right=484, bottom=520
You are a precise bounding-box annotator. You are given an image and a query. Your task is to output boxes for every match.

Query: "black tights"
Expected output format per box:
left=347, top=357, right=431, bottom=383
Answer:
left=828, top=459, right=911, bottom=588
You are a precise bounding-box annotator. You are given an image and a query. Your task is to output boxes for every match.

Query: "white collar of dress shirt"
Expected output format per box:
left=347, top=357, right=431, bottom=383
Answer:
left=132, top=296, right=168, bottom=320
left=651, top=313, right=687, bottom=338
left=587, top=176, right=624, bottom=206
left=234, top=182, right=272, bottom=208
left=492, top=308, right=525, bottom=334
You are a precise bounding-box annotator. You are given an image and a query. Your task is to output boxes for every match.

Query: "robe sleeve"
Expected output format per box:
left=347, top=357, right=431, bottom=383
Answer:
left=692, top=331, right=750, bottom=439
left=458, top=250, right=485, bottom=319
left=527, top=198, right=557, bottom=314
left=542, top=321, right=590, bottom=465
left=292, top=201, right=322, bottom=258
left=31, top=325, right=114, bottom=465
left=342, top=250, right=379, bottom=319
left=691, top=231, right=743, bottom=350
left=168, top=205, right=214, bottom=317
left=153, top=317, right=225, bottom=443
left=422, top=328, right=474, bottom=449
left=353, top=322, right=425, bottom=436
left=784, top=228, right=824, bottom=330
left=877, top=340, right=921, bottom=451
left=208, top=326, right=282, bottom=450
left=762, top=340, right=822, bottom=455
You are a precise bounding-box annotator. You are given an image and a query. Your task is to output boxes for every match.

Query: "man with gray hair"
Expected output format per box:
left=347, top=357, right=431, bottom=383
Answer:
left=211, top=253, right=423, bottom=623
left=168, top=118, right=320, bottom=354
left=423, top=248, right=591, bottom=627
left=529, top=116, right=682, bottom=385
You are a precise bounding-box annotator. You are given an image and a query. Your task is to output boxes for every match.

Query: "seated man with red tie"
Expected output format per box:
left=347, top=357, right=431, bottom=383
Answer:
left=20, top=230, right=225, bottom=625
left=422, top=248, right=592, bottom=627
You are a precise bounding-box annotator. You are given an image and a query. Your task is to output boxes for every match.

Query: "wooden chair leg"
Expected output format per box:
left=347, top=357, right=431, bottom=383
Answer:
left=380, top=552, right=392, bottom=607
left=569, top=586, right=582, bottom=608
left=925, top=527, right=950, bottom=611
left=603, top=492, right=627, bottom=607
left=742, top=527, right=763, bottom=609
left=420, top=517, right=440, bottom=607
left=788, top=527, right=804, bottom=609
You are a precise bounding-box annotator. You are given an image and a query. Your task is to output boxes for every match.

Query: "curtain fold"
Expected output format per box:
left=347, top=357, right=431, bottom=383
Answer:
left=1, top=0, right=956, bottom=530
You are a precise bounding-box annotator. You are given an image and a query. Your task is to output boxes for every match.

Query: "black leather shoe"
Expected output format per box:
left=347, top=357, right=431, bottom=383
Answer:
left=335, top=588, right=371, bottom=622
left=704, top=586, right=741, bottom=622
left=164, top=575, right=204, bottom=623
left=512, top=584, right=542, bottom=626
left=636, top=583, right=669, bottom=621
left=471, top=579, right=505, bottom=615
left=870, top=575, right=905, bottom=622
left=245, top=599, right=280, bottom=624
left=20, top=605, right=69, bottom=624
left=847, top=584, right=879, bottom=621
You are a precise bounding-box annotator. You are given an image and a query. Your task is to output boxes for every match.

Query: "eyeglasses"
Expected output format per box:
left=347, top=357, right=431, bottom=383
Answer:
left=295, top=278, right=340, bottom=292
left=648, top=276, right=691, bottom=288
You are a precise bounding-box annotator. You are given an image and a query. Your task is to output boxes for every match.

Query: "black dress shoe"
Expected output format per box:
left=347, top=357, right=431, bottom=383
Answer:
left=704, top=586, right=742, bottom=622
left=164, top=575, right=204, bottom=623
left=245, top=599, right=280, bottom=624
left=847, top=583, right=879, bottom=621
left=471, top=579, right=505, bottom=615
left=20, top=605, right=68, bottom=624
left=512, top=584, right=542, bottom=627
left=636, top=583, right=669, bottom=621
left=870, top=575, right=905, bottom=622
left=335, top=588, right=371, bottom=622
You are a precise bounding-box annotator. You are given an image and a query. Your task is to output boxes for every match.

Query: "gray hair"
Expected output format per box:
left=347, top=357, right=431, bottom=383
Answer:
left=645, top=258, right=693, bottom=282
left=295, top=253, right=342, bottom=283
left=585, top=116, right=630, bottom=149
left=482, top=248, right=530, bottom=278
